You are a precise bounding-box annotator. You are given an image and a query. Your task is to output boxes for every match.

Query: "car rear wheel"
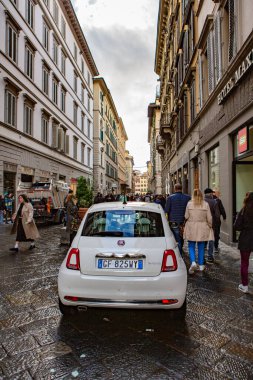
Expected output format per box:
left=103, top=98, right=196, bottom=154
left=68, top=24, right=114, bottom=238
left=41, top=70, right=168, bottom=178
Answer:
left=59, top=298, right=76, bottom=316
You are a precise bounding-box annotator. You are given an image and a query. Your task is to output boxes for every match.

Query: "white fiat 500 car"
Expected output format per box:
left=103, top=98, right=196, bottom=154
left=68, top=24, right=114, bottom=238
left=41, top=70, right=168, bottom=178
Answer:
left=58, top=201, right=187, bottom=316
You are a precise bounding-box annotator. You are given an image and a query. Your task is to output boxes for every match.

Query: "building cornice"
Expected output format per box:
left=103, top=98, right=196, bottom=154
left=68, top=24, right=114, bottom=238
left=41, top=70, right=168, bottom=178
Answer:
left=61, top=0, right=99, bottom=77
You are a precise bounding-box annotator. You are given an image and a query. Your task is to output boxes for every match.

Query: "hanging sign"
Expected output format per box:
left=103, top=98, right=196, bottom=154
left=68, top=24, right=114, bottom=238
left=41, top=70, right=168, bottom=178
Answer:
left=238, top=127, right=248, bottom=154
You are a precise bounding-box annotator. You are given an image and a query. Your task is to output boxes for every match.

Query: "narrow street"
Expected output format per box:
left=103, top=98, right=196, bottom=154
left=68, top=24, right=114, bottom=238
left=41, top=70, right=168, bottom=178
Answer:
left=0, top=224, right=252, bottom=380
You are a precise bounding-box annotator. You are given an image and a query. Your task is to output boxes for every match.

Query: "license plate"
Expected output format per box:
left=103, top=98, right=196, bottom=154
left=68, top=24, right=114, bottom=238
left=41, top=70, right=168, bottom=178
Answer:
left=97, top=259, right=143, bottom=270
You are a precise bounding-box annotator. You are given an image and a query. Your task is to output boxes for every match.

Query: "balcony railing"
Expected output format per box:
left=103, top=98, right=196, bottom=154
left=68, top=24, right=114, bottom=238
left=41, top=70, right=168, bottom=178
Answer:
left=160, top=114, right=173, bottom=134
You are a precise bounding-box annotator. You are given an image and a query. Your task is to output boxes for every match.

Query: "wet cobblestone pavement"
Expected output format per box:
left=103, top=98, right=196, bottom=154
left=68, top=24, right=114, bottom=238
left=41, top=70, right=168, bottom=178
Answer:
left=0, top=224, right=252, bottom=379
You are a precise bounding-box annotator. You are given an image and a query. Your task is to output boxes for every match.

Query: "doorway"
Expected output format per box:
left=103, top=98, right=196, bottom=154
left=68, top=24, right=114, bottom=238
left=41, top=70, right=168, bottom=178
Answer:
left=232, top=161, right=253, bottom=240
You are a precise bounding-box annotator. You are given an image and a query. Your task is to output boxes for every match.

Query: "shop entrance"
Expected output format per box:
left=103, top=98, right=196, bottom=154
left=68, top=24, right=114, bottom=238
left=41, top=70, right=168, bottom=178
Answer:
left=232, top=160, right=253, bottom=240
left=4, top=172, right=16, bottom=195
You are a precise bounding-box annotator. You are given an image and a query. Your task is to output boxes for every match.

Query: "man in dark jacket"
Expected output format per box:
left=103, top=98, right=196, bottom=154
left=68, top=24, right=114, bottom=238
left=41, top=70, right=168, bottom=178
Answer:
left=204, top=188, right=220, bottom=263
left=165, top=183, right=191, bottom=256
left=213, top=190, right=226, bottom=253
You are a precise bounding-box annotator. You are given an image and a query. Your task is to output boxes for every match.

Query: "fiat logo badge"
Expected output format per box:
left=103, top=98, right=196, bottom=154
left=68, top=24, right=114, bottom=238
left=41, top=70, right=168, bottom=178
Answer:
left=117, top=240, right=125, bottom=246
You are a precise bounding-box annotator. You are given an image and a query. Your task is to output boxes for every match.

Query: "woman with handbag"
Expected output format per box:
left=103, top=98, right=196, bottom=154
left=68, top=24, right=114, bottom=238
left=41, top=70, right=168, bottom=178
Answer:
left=184, top=189, right=213, bottom=274
left=10, top=194, right=40, bottom=253
left=234, top=192, right=253, bottom=293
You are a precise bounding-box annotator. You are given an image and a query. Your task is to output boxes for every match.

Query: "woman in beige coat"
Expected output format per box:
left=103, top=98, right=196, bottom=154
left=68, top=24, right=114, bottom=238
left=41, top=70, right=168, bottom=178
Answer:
left=10, top=194, right=40, bottom=253
left=184, top=189, right=213, bottom=274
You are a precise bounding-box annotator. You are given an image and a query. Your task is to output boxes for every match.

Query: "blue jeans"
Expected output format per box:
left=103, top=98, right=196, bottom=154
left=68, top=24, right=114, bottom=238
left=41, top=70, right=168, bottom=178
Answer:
left=171, top=226, right=183, bottom=256
left=188, top=241, right=205, bottom=265
left=0, top=211, right=4, bottom=224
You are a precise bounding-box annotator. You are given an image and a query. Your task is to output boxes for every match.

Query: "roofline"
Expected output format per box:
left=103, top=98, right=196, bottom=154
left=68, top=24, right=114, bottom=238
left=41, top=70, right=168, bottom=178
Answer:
left=61, top=0, right=99, bottom=76
left=119, top=117, right=128, bottom=141
left=94, top=77, right=120, bottom=122
left=154, top=0, right=168, bottom=76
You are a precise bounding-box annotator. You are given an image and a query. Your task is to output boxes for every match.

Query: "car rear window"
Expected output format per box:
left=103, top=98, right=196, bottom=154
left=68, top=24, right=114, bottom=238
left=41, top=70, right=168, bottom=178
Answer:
left=81, top=210, right=165, bottom=237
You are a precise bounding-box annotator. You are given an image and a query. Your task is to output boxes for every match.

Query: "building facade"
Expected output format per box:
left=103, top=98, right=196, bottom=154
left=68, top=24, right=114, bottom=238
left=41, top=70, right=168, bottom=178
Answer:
left=147, top=94, right=162, bottom=195
left=0, top=0, right=98, bottom=197
left=117, top=118, right=128, bottom=193
left=125, top=150, right=134, bottom=193
left=133, top=170, right=148, bottom=195
left=93, top=77, right=119, bottom=196
left=155, top=0, right=253, bottom=244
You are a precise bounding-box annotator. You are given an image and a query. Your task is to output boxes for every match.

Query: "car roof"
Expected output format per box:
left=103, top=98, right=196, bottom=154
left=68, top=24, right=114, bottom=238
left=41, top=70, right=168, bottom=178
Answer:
left=88, top=202, right=163, bottom=213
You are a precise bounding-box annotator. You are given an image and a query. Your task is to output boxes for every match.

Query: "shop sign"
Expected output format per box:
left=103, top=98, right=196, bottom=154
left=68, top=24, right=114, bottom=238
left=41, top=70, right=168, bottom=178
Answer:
left=37, top=169, right=50, bottom=177
left=21, top=166, right=34, bottom=175
left=218, top=48, right=253, bottom=105
left=3, top=163, right=17, bottom=172
left=238, top=127, right=248, bottom=154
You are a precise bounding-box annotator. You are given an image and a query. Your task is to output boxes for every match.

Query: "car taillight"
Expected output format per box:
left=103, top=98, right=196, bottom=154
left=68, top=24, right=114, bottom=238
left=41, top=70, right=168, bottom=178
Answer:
left=161, top=250, right=177, bottom=272
left=66, top=248, right=80, bottom=270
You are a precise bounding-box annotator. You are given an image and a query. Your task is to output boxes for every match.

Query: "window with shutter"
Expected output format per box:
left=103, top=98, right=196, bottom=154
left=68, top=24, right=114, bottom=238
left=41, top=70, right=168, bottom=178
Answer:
left=228, top=0, right=237, bottom=61
left=52, top=122, right=59, bottom=148
left=198, top=53, right=203, bottom=110
left=24, top=104, right=33, bottom=135
left=25, top=0, right=34, bottom=29
left=6, top=23, right=18, bottom=63
left=73, top=137, right=78, bottom=159
left=5, top=90, right=17, bottom=127
left=190, top=8, right=195, bottom=56
left=214, top=13, right=222, bottom=83
left=41, top=115, right=48, bottom=144
left=25, top=44, right=34, bottom=80
left=190, top=78, right=196, bottom=124
left=65, top=135, right=69, bottom=155
left=43, top=20, right=50, bottom=52
left=183, top=92, right=188, bottom=135
left=58, top=128, right=64, bottom=151
left=81, top=143, right=85, bottom=164
left=183, top=30, right=189, bottom=76
left=207, top=31, right=215, bottom=94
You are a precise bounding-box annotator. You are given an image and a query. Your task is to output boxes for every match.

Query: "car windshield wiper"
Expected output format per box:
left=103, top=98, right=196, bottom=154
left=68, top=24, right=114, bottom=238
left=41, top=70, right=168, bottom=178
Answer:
left=88, top=231, right=124, bottom=237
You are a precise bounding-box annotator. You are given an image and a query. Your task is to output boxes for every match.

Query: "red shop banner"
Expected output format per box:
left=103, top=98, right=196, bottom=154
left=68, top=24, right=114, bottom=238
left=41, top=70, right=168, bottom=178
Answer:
left=238, top=127, right=248, bottom=154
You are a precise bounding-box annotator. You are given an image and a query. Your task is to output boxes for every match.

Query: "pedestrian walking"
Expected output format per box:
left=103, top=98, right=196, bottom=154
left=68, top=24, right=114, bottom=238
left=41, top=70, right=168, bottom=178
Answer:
left=94, top=192, right=104, bottom=204
left=234, top=191, right=253, bottom=293
left=165, top=183, right=191, bottom=256
left=184, top=189, right=213, bottom=274
left=213, top=190, right=226, bottom=253
left=104, top=193, right=115, bottom=202
left=0, top=195, right=6, bottom=224
left=65, top=194, right=80, bottom=245
left=4, top=192, right=14, bottom=224
left=204, top=188, right=220, bottom=263
left=9, top=194, right=40, bottom=253
left=153, top=194, right=166, bottom=209
left=144, top=193, right=152, bottom=202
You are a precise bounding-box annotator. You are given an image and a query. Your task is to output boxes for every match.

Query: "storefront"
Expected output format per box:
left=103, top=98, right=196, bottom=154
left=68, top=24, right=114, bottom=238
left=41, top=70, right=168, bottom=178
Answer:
left=208, top=146, right=220, bottom=191
left=20, top=166, right=34, bottom=183
left=3, top=162, right=17, bottom=195
left=232, top=124, right=253, bottom=240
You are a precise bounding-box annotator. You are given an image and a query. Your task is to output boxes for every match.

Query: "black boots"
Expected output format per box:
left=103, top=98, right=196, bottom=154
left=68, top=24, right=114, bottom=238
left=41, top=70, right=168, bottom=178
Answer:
left=9, top=247, right=18, bottom=253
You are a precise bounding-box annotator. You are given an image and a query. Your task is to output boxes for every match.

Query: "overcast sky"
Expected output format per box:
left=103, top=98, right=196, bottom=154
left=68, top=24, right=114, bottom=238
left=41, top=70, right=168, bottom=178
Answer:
left=71, top=0, right=160, bottom=171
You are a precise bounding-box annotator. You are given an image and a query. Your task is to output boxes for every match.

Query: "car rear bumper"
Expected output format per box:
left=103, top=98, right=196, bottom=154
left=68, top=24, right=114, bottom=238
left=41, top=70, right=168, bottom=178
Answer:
left=58, top=268, right=187, bottom=309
